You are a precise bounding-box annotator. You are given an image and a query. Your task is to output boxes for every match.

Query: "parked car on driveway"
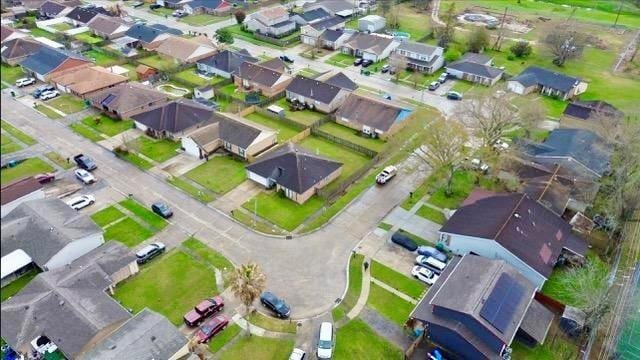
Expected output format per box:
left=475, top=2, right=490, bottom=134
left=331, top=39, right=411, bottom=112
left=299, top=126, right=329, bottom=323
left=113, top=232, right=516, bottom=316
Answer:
left=66, top=194, right=95, bottom=210
left=428, top=81, right=440, bottom=91
left=353, top=58, right=363, bottom=66
left=135, top=242, right=166, bottom=264
left=317, top=322, right=334, bottom=359
left=438, top=73, right=448, bottom=83
left=446, top=91, right=463, bottom=100
left=184, top=296, right=224, bottom=327
left=33, top=85, right=55, bottom=98
left=73, top=154, right=97, bottom=171
left=151, top=201, right=173, bottom=219
left=15, top=78, right=35, bottom=87
left=391, top=232, right=418, bottom=251
left=195, top=315, right=229, bottom=343
left=172, top=9, right=186, bottom=17
left=34, top=173, right=55, bottom=184
left=381, top=64, right=390, bottom=73
left=149, top=3, right=161, bottom=9
left=361, top=59, right=373, bottom=67
left=39, top=90, right=59, bottom=100
left=415, top=255, right=447, bottom=275
left=376, top=165, right=397, bottom=185
left=260, top=291, right=290, bottom=318
left=74, top=169, right=95, bottom=184
left=411, top=265, right=439, bottom=285
left=416, top=246, right=447, bottom=262
left=493, top=139, right=510, bottom=152
left=289, top=348, right=306, bottom=360
left=279, top=55, right=294, bottom=63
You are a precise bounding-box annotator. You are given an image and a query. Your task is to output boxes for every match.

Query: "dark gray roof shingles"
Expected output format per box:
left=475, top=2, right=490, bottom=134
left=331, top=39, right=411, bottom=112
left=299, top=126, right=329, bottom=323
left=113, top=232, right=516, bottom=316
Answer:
left=286, top=75, right=343, bottom=104
left=511, top=66, right=581, bottom=93
left=197, top=49, right=258, bottom=74
left=131, top=100, right=213, bottom=134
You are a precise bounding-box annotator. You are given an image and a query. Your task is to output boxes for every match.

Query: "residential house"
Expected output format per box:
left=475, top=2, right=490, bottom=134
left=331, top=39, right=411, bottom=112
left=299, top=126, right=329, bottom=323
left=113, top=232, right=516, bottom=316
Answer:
left=300, top=16, right=345, bottom=46
left=0, top=177, right=44, bottom=218
left=439, top=193, right=588, bottom=287
left=125, top=23, right=173, bottom=49
left=1, top=198, right=104, bottom=279
left=131, top=99, right=213, bottom=140
left=341, top=32, right=398, bottom=62
left=89, top=82, right=169, bottom=119
left=65, top=6, right=111, bottom=26
left=285, top=75, right=350, bottom=113
left=1, top=242, right=139, bottom=359
left=393, top=41, right=444, bottom=74
left=303, top=0, right=360, bottom=18
left=507, top=66, right=587, bottom=100
left=317, top=28, right=351, bottom=50
left=50, top=65, right=128, bottom=97
left=38, top=1, right=71, bottom=19
left=520, top=128, right=612, bottom=179
left=1, top=24, right=29, bottom=44
left=155, top=0, right=191, bottom=9
left=182, top=112, right=277, bottom=160
left=183, top=0, right=232, bottom=15
left=245, top=5, right=296, bottom=38
left=246, top=143, right=342, bottom=204
left=322, top=71, right=357, bottom=91
left=0, top=37, right=43, bottom=65
left=19, top=46, right=91, bottom=81
left=234, top=61, right=293, bottom=98
left=78, top=309, right=189, bottom=360
left=408, top=255, right=555, bottom=360
left=446, top=53, right=503, bottom=86
left=291, top=7, right=331, bottom=25
left=86, top=14, right=131, bottom=39
left=335, top=93, right=412, bottom=138
left=259, top=57, right=287, bottom=72
left=358, top=14, right=385, bottom=32
left=196, top=49, right=258, bottom=79
left=155, top=35, right=217, bottom=65
left=561, top=100, right=623, bottom=134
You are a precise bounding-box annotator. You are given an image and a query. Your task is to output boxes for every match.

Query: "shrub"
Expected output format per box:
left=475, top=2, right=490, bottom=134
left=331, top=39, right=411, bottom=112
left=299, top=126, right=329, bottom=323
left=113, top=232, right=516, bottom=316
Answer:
left=507, top=54, right=515, bottom=61
left=234, top=10, right=246, bottom=24
left=444, top=49, right=461, bottom=62
left=216, top=28, right=234, bottom=44
left=510, top=41, right=532, bottom=58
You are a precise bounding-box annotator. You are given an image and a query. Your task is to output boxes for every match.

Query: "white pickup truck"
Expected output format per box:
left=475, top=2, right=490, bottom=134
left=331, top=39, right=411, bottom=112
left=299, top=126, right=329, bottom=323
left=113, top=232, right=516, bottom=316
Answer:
left=376, top=166, right=397, bottom=185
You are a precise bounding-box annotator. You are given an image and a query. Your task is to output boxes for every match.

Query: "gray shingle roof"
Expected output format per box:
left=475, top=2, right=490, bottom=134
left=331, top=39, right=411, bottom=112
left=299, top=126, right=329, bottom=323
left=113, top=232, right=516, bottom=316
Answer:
left=286, top=75, right=343, bottom=104
left=320, top=28, right=344, bottom=42
left=1, top=198, right=102, bottom=268
left=0, top=37, right=43, bottom=62
left=79, top=309, right=187, bottom=360
left=66, top=6, right=109, bottom=24
left=39, top=1, right=66, bottom=15
left=87, top=14, right=128, bottom=35
left=246, top=143, right=342, bottom=193
left=396, top=41, right=439, bottom=57
left=197, top=49, right=258, bottom=74
left=511, top=66, right=581, bottom=93
left=187, top=113, right=267, bottom=150
left=299, top=7, right=330, bottom=22
left=125, top=24, right=169, bottom=43
left=237, top=62, right=283, bottom=87
left=309, top=15, right=344, bottom=30
left=89, top=83, right=168, bottom=115
left=324, top=72, right=357, bottom=91
left=335, top=94, right=411, bottom=132
left=343, top=32, right=395, bottom=56
left=19, top=46, right=86, bottom=76
left=446, top=60, right=503, bottom=79
left=131, top=99, right=213, bottom=134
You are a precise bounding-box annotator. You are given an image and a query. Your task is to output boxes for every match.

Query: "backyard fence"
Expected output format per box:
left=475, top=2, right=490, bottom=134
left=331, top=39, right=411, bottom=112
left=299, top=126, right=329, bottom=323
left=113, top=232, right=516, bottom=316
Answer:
left=252, top=32, right=301, bottom=47
left=311, top=127, right=379, bottom=158
left=317, top=154, right=380, bottom=201
left=254, top=107, right=307, bottom=131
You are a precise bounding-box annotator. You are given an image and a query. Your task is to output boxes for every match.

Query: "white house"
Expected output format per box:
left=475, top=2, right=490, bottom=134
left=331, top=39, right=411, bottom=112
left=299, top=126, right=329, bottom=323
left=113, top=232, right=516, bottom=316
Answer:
left=358, top=15, right=385, bottom=33
left=245, top=5, right=296, bottom=37
left=0, top=177, right=45, bottom=218
left=341, top=32, right=399, bottom=62
left=393, top=41, right=444, bottom=74
left=300, top=16, right=345, bottom=46
left=445, top=53, right=504, bottom=86
left=507, top=66, right=588, bottom=100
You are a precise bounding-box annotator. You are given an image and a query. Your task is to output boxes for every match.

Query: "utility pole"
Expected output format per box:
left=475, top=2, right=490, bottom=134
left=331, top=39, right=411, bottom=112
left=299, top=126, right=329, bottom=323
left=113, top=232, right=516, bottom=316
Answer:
left=492, top=7, right=508, bottom=51
left=613, top=0, right=624, bottom=28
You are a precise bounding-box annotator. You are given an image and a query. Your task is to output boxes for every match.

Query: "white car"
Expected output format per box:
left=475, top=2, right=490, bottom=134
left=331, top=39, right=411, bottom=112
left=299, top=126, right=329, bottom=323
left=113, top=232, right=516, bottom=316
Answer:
left=411, top=265, right=439, bottom=285
left=470, top=158, right=489, bottom=173
left=15, top=77, right=35, bottom=87
left=75, top=168, right=96, bottom=184
left=289, top=348, right=306, bottom=360
left=376, top=165, right=397, bottom=185
left=40, top=90, right=59, bottom=100
left=493, top=139, right=510, bottom=152
left=66, top=194, right=95, bottom=210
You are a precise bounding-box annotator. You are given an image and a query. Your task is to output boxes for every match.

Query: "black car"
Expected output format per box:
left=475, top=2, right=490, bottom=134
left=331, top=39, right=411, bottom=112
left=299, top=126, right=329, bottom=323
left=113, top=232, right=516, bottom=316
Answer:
left=149, top=3, right=162, bottom=9
left=361, top=59, right=373, bottom=67
left=73, top=154, right=97, bottom=171
left=260, top=291, right=290, bottom=318
left=353, top=58, right=363, bottom=66
left=136, top=242, right=166, bottom=264
left=152, top=201, right=173, bottom=218
left=446, top=91, right=463, bottom=100
left=391, top=232, right=418, bottom=251
left=279, top=55, right=294, bottom=63
left=33, top=85, right=55, bottom=98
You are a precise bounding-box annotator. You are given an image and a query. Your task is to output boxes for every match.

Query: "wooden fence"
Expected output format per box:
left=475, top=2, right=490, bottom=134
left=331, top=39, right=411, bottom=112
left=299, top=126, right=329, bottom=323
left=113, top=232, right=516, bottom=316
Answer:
left=317, top=154, right=380, bottom=201
left=311, top=127, right=379, bottom=158
left=254, top=107, right=307, bottom=131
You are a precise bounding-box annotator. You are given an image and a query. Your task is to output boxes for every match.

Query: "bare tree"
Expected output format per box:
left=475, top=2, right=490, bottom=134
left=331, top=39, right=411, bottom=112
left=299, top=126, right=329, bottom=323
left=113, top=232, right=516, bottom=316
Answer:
left=389, top=54, right=407, bottom=82
left=545, top=28, right=586, bottom=66
left=458, top=93, right=518, bottom=148
left=518, top=101, right=546, bottom=139
left=378, top=0, right=392, bottom=16
left=419, top=118, right=469, bottom=196
left=187, top=337, right=210, bottom=359
left=409, top=70, right=423, bottom=89
left=437, top=3, right=456, bottom=49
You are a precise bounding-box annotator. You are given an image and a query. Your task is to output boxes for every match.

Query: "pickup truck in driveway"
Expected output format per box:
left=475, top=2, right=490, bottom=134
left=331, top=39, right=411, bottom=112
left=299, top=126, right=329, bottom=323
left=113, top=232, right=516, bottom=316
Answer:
left=73, top=154, right=97, bottom=171
left=184, top=296, right=225, bottom=327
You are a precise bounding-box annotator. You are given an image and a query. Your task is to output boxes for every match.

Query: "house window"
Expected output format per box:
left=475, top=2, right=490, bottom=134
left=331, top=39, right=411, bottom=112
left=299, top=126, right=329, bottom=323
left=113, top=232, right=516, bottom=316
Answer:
left=239, top=148, right=245, bottom=157
left=224, top=142, right=232, bottom=151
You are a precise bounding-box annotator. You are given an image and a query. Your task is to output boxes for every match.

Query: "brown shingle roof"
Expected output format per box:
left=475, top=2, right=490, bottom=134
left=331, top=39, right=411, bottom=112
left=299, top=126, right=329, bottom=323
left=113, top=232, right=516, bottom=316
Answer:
left=155, top=35, right=217, bottom=62
left=343, top=32, right=395, bottom=55
left=237, top=62, right=287, bottom=87
left=51, top=66, right=128, bottom=95
left=89, top=83, right=168, bottom=115
left=335, top=94, right=411, bottom=132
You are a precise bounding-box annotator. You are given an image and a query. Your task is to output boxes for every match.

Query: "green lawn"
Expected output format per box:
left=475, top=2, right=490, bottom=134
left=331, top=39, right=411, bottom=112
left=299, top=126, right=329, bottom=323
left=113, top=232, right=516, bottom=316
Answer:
left=332, top=254, right=365, bottom=322
left=1, top=158, right=54, bottom=185
left=51, top=22, right=73, bottom=31
left=366, top=283, right=415, bottom=326
left=415, top=205, right=446, bottom=225
left=298, top=136, right=371, bottom=187
left=318, top=121, right=386, bottom=152
left=104, top=217, right=154, bottom=247
left=149, top=6, right=174, bottom=16
left=334, top=318, right=402, bottom=360
left=219, top=335, right=294, bottom=360
left=0, top=64, right=25, bottom=84
left=246, top=311, right=297, bottom=334
left=117, top=151, right=154, bottom=170
left=511, top=334, right=579, bottom=360
left=47, top=94, right=85, bottom=114
left=185, top=155, right=246, bottom=194
left=378, top=222, right=393, bottom=231
left=542, top=255, right=609, bottom=307
left=1, top=269, right=38, bottom=302
left=130, top=136, right=180, bottom=163
left=428, top=170, right=479, bottom=209
left=242, top=191, right=325, bottom=231
left=114, top=250, right=218, bottom=325
left=91, top=206, right=126, bottom=227
left=167, top=176, right=216, bottom=203
left=371, top=261, right=425, bottom=300
left=1, top=119, right=36, bottom=145
left=325, top=52, right=355, bottom=68
left=273, top=98, right=326, bottom=126
left=182, top=237, right=233, bottom=273
left=232, top=209, right=287, bottom=235
left=172, top=68, right=208, bottom=87
left=74, top=32, right=103, bottom=44
left=217, top=83, right=265, bottom=102
left=26, top=27, right=57, bottom=39
left=119, top=199, right=168, bottom=231
left=180, top=13, right=226, bottom=26
left=138, top=54, right=179, bottom=72
left=70, top=122, right=104, bottom=141
left=244, top=112, right=301, bottom=142
left=1, top=134, right=22, bottom=154
left=83, top=49, right=121, bottom=67
left=82, top=115, right=132, bottom=137
left=44, top=152, right=73, bottom=169
left=35, top=104, right=63, bottom=119
left=208, top=323, right=241, bottom=353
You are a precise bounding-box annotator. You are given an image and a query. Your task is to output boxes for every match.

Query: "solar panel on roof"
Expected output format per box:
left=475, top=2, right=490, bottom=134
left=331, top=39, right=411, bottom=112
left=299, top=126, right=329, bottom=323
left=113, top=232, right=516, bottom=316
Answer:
left=101, top=94, right=117, bottom=106
left=479, top=273, right=525, bottom=333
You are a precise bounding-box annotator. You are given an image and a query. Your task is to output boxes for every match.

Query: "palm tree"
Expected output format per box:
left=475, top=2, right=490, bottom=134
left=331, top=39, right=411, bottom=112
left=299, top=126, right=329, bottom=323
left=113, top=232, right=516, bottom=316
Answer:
left=187, top=337, right=209, bottom=359
left=227, top=262, right=266, bottom=335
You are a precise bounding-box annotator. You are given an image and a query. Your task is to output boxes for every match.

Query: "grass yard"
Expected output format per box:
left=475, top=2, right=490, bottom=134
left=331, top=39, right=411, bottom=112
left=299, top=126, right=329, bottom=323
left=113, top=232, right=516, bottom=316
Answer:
left=219, top=336, right=294, bottom=360
left=511, top=332, right=578, bottom=360
left=0, top=269, right=38, bottom=302
left=167, top=176, right=216, bottom=203
left=382, top=2, right=433, bottom=41
left=1, top=134, right=22, bottom=154
left=298, top=135, right=371, bottom=186
left=119, top=198, right=168, bottom=231
left=149, top=6, right=174, bottom=16
left=242, top=191, right=325, bottom=231
left=182, top=237, right=233, bottom=273
left=246, top=311, right=297, bottom=334
left=378, top=222, right=393, bottom=231
left=1, top=64, right=25, bottom=85
left=138, top=54, right=179, bottom=72
left=114, top=250, right=218, bottom=325
left=129, top=136, right=180, bottom=163
left=82, top=115, right=132, bottom=137
left=415, top=205, right=446, bottom=225
left=172, top=68, right=208, bottom=87
left=180, top=13, right=226, bottom=26
left=232, top=208, right=288, bottom=235
left=371, top=260, right=425, bottom=300
left=428, top=170, right=479, bottom=209
left=69, top=122, right=104, bottom=141
left=334, top=318, right=402, bottom=360
left=25, top=27, right=57, bottom=39
left=1, top=158, right=54, bottom=185
left=44, top=152, right=73, bottom=169
left=47, top=94, right=85, bottom=114
left=366, top=283, right=415, bottom=326
left=74, top=32, right=103, bottom=44
left=51, top=22, right=73, bottom=31
left=273, top=98, right=326, bottom=126
left=35, top=104, right=63, bottom=119
left=116, top=151, right=154, bottom=170
left=541, top=254, right=609, bottom=307
left=104, top=217, right=154, bottom=247
left=244, top=112, right=301, bottom=142
left=332, top=254, right=365, bottom=322
left=224, top=24, right=282, bottom=49
left=91, top=206, right=126, bottom=227
left=318, top=121, right=386, bottom=152
left=208, top=323, right=241, bottom=353
left=1, top=119, right=36, bottom=145
left=185, top=155, right=246, bottom=194
left=325, top=52, right=355, bottom=68
left=83, top=49, right=121, bottom=67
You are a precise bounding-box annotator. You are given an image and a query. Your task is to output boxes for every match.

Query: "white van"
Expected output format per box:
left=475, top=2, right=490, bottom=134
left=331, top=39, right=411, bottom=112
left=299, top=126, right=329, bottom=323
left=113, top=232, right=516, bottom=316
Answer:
left=425, top=256, right=447, bottom=272
left=317, top=322, right=333, bottom=359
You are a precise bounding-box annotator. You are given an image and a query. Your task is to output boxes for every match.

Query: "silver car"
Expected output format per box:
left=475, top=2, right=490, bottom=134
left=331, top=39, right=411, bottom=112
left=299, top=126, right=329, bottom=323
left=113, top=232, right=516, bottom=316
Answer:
left=66, top=194, right=95, bottom=210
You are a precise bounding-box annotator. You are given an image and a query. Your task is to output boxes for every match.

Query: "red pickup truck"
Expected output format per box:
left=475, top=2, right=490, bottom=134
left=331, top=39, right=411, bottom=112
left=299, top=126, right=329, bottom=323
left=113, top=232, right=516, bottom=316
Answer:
left=183, top=296, right=224, bottom=327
